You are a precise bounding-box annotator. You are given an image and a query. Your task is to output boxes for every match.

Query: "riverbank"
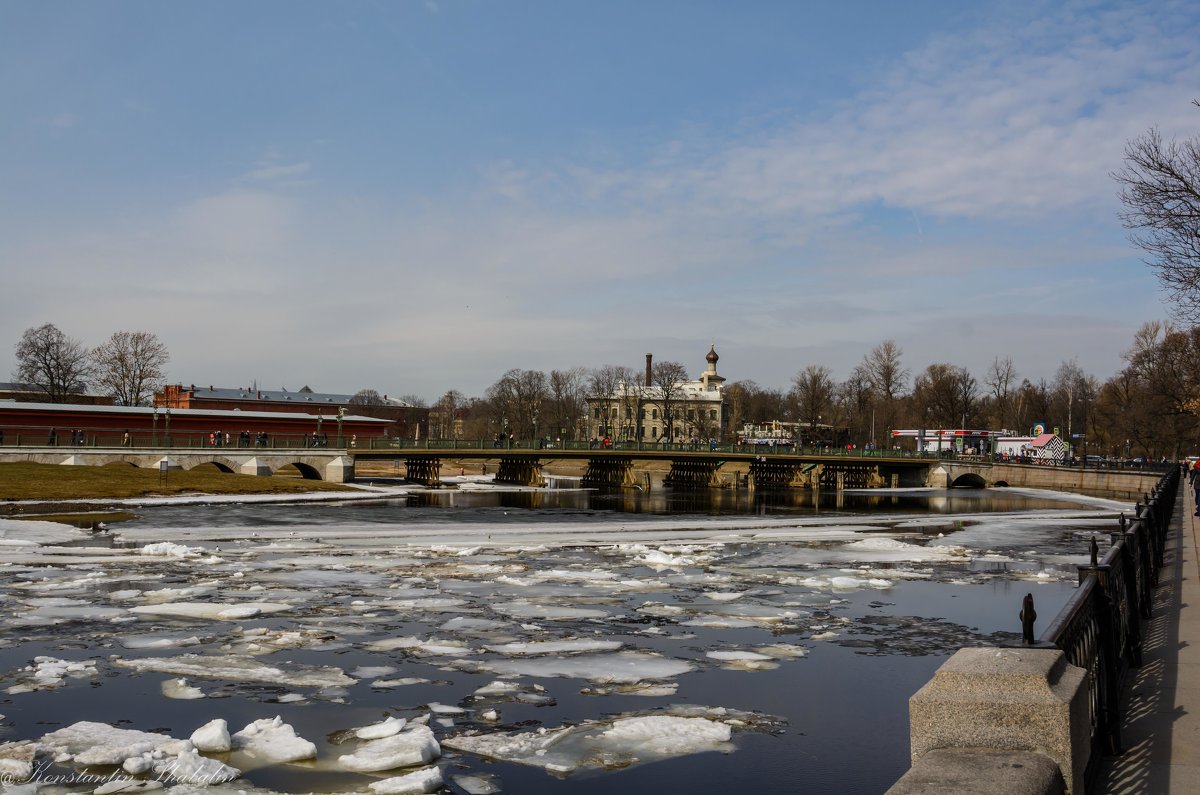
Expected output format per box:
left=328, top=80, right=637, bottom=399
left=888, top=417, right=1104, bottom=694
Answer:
left=0, top=461, right=357, bottom=507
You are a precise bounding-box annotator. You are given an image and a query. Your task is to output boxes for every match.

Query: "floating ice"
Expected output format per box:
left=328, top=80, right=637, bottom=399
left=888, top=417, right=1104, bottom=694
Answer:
left=365, top=636, right=476, bottom=656
left=232, top=716, right=317, bottom=763
left=445, top=714, right=733, bottom=774
left=455, top=651, right=694, bottom=683
left=337, top=725, right=441, bottom=772
left=113, top=654, right=355, bottom=687
left=0, top=742, right=36, bottom=780
left=120, top=632, right=204, bottom=649
left=368, top=766, right=443, bottom=794
left=371, top=677, right=431, bottom=688
left=39, top=721, right=189, bottom=766
left=139, top=542, right=204, bottom=558
left=492, top=601, right=612, bottom=620
left=128, top=601, right=293, bottom=620
left=482, top=639, right=623, bottom=655
left=356, top=716, right=407, bottom=739
left=438, top=616, right=510, bottom=633
left=190, top=718, right=231, bottom=752
left=5, top=656, right=98, bottom=694
left=153, top=748, right=241, bottom=785
left=452, top=772, right=501, bottom=794
left=162, top=678, right=205, bottom=699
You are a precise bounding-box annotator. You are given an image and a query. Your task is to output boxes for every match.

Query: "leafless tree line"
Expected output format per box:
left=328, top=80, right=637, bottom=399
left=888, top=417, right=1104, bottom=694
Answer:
left=12, top=323, right=169, bottom=407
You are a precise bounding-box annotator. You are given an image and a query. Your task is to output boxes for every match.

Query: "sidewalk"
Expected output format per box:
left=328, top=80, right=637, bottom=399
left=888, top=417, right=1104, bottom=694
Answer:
left=1097, top=483, right=1200, bottom=793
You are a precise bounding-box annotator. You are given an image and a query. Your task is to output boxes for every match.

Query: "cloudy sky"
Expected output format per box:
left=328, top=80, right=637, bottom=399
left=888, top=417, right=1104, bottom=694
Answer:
left=2, top=0, right=1198, bottom=402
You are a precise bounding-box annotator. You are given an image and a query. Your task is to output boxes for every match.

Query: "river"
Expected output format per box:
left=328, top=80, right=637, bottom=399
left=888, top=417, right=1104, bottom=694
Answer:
left=0, top=483, right=1128, bottom=794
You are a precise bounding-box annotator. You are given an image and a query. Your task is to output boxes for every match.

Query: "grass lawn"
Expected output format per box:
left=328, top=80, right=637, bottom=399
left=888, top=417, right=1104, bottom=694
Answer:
left=0, top=462, right=356, bottom=501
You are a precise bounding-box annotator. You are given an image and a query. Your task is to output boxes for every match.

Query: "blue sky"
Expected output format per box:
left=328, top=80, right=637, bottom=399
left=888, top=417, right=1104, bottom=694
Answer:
left=2, top=0, right=1198, bottom=401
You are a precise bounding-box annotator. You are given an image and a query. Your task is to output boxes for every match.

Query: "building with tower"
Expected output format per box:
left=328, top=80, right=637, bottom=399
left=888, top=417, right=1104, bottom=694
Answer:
left=585, top=346, right=730, bottom=443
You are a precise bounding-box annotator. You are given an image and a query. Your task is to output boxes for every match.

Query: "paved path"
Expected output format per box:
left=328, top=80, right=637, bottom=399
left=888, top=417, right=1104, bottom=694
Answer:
left=1098, top=484, right=1200, bottom=793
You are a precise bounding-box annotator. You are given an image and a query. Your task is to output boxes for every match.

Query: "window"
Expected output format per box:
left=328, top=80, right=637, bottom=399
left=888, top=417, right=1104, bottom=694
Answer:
left=639, top=409, right=646, bottom=420
left=710, top=410, right=717, bottom=420
left=652, top=427, right=659, bottom=438
left=688, top=410, right=695, bottom=421
left=594, top=408, right=600, bottom=419
left=652, top=409, right=658, bottom=419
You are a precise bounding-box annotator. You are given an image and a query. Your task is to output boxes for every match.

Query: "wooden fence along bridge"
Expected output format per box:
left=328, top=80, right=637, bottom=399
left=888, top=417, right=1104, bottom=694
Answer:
left=0, top=439, right=1168, bottom=495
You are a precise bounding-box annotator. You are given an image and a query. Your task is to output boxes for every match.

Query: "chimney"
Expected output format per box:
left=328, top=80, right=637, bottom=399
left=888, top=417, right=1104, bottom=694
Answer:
left=645, top=353, right=653, bottom=387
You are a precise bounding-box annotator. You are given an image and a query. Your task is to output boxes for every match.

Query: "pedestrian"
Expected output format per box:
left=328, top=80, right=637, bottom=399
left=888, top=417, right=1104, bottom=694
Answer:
left=122, top=431, right=130, bottom=447
left=48, top=427, right=57, bottom=446
left=1191, top=460, right=1200, bottom=516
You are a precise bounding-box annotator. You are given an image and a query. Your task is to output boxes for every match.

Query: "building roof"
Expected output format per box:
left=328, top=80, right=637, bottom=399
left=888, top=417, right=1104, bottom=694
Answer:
left=0, top=401, right=392, bottom=424
left=173, top=385, right=414, bottom=408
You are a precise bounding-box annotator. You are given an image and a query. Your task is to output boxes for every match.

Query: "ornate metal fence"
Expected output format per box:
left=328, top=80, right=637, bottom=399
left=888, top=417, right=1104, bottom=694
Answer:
left=1023, top=466, right=1180, bottom=784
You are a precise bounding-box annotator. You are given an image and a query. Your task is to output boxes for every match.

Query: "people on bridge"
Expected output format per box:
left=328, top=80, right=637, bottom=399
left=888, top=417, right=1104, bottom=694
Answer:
left=1190, top=460, right=1200, bottom=517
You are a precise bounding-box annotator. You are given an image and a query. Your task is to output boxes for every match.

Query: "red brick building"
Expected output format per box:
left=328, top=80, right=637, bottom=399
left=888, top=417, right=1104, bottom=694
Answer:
left=0, top=401, right=391, bottom=447
left=155, top=384, right=428, bottom=438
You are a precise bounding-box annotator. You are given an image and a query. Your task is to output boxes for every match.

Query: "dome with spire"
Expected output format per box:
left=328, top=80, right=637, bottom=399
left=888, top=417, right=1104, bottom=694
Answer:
left=706, top=345, right=719, bottom=365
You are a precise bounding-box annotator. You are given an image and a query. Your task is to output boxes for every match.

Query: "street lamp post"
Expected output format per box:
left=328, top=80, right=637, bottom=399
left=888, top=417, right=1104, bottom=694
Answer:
left=316, top=412, right=323, bottom=448
left=164, top=408, right=171, bottom=447
left=152, top=407, right=159, bottom=446
left=337, top=407, right=345, bottom=448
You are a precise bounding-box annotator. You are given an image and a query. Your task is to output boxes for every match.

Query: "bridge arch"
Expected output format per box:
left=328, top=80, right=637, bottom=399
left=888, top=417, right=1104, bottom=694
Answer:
left=188, top=460, right=236, bottom=474
left=273, top=460, right=324, bottom=480
left=950, top=472, right=988, bottom=489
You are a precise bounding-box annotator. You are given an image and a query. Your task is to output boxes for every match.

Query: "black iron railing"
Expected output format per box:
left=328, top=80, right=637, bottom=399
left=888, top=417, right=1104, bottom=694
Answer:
left=1022, top=465, right=1179, bottom=784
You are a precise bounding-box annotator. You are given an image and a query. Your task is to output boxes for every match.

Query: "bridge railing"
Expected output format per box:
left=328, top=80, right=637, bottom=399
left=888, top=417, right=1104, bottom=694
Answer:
left=1021, top=465, right=1179, bottom=783
left=0, top=429, right=1180, bottom=473
left=0, top=431, right=353, bottom=450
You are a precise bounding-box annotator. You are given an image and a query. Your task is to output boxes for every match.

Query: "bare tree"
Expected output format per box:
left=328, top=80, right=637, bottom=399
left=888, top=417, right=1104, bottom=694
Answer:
left=790, top=365, right=837, bottom=438
left=486, top=369, right=548, bottom=438
left=91, top=330, right=169, bottom=406
left=862, top=340, right=909, bottom=433
left=985, top=356, right=1018, bottom=430
left=1115, top=105, right=1200, bottom=320
left=651, top=360, right=689, bottom=441
left=13, top=323, right=92, bottom=403
left=546, top=368, right=587, bottom=440
left=911, top=364, right=978, bottom=428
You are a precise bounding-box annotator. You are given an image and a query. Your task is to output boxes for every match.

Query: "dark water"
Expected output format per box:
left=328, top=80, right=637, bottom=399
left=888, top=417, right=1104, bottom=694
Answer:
left=0, top=487, right=1109, bottom=794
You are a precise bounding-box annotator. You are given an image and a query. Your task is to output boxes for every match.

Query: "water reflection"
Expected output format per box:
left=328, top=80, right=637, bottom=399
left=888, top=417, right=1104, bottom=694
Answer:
left=404, top=486, right=1085, bottom=516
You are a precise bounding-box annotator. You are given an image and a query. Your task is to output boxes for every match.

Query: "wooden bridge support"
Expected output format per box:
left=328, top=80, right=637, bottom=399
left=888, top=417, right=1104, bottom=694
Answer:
left=404, top=456, right=443, bottom=486
left=748, top=459, right=813, bottom=489
left=581, top=457, right=635, bottom=488
left=495, top=457, right=546, bottom=487
left=817, top=463, right=883, bottom=490
left=663, top=457, right=723, bottom=489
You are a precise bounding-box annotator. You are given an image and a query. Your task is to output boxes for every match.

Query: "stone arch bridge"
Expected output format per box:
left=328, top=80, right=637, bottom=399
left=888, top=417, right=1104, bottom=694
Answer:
left=0, top=445, right=1163, bottom=498
left=1, top=447, right=353, bottom=482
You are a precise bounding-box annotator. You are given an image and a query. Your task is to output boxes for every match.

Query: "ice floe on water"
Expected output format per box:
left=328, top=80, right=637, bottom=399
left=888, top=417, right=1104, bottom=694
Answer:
left=4, top=656, right=97, bottom=694
left=0, top=486, right=1124, bottom=793
left=444, top=705, right=778, bottom=776
left=336, top=725, right=440, bottom=771
left=113, top=654, right=355, bottom=688
left=231, top=717, right=317, bottom=764
left=452, top=650, right=695, bottom=683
